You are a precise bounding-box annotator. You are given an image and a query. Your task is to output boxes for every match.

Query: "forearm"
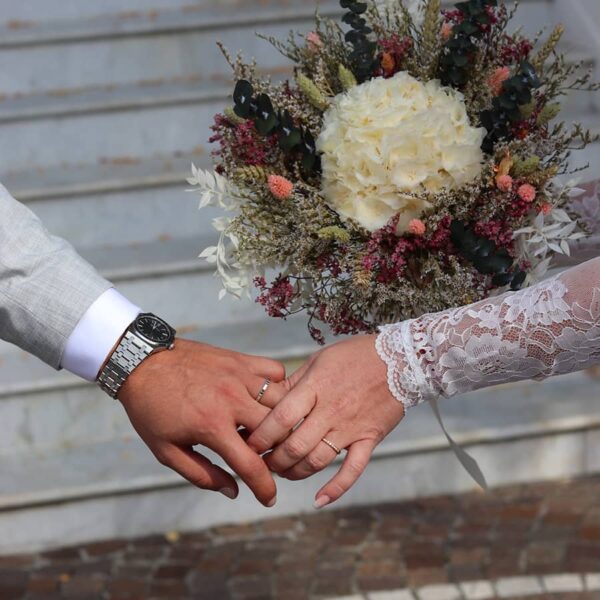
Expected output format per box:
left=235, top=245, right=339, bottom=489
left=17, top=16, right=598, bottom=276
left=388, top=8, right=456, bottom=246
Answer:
left=0, top=183, right=112, bottom=369
left=377, top=257, right=600, bottom=409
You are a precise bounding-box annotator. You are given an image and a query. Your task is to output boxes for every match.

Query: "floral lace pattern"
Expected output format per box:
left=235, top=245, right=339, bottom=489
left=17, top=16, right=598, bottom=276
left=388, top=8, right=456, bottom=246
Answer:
left=376, top=257, right=600, bottom=409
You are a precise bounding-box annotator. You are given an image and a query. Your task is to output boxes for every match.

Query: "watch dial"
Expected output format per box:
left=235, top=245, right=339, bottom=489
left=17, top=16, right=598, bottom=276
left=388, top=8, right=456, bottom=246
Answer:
left=136, top=316, right=172, bottom=343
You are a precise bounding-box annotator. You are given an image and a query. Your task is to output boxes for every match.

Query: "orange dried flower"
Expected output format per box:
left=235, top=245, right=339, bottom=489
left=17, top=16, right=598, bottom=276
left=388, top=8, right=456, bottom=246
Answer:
left=268, top=175, right=294, bottom=200
left=440, top=23, right=454, bottom=41
left=381, top=52, right=396, bottom=74
left=540, top=202, right=553, bottom=215
left=496, top=174, right=514, bottom=192
left=518, top=183, right=537, bottom=203
left=408, top=219, right=426, bottom=236
left=488, top=67, right=511, bottom=96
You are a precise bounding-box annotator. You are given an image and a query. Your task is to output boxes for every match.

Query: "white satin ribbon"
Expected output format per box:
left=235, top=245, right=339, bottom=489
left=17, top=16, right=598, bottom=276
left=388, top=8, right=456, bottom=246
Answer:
left=429, top=397, right=489, bottom=490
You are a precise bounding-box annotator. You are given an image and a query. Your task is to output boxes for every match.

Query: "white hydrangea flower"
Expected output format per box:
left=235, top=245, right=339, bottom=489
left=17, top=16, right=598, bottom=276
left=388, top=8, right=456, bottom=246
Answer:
left=316, top=71, right=486, bottom=233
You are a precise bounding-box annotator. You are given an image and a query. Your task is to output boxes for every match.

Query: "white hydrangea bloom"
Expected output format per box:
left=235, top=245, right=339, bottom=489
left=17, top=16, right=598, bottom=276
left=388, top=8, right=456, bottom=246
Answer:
left=317, top=71, right=486, bottom=232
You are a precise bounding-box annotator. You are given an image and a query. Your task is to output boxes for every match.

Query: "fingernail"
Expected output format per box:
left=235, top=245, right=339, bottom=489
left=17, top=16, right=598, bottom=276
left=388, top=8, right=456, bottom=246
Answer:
left=313, top=495, right=331, bottom=510
left=219, top=487, right=237, bottom=500
left=267, top=496, right=277, bottom=508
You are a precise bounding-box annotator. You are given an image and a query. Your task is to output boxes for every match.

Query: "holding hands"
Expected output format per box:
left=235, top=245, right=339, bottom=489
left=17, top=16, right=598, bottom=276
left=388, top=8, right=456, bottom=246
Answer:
left=249, top=335, right=405, bottom=508
left=118, top=335, right=403, bottom=510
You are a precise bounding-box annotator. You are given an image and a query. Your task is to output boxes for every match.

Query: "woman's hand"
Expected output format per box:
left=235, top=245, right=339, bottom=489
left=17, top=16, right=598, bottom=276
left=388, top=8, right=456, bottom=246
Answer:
left=247, top=335, right=405, bottom=508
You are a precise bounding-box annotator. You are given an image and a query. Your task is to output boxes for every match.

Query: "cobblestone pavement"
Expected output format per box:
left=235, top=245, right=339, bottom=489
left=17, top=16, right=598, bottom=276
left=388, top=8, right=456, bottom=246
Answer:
left=2, top=476, right=600, bottom=600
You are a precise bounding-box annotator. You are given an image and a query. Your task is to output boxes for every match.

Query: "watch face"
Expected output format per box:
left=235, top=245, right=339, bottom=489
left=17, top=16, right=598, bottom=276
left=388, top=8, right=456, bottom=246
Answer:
left=135, top=315, right=173, bottom=344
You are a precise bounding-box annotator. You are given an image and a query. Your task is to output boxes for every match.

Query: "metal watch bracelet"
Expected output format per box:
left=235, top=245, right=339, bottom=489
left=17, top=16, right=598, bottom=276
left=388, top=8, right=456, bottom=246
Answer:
left=97, top=330, right=154, bottom=399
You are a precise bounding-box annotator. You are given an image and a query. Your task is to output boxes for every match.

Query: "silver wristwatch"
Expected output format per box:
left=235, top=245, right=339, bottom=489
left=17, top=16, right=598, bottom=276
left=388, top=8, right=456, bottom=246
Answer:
left=97, top=313, right=177, bottom=399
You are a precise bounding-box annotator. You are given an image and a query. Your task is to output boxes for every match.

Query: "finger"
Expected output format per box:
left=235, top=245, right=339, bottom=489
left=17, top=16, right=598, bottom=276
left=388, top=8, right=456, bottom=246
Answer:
left=314, top=439, right=375, bottom=509
left=246, top=377, right=288, bottom=409
left=236, top=401, right=270, bottom=431
left=247, top=383, right=317, bottom=454
left=263, top=408, right=332, bottom=474
left=243, top=355, right=286, bottom=382
left=279, top=434, right=343, bottom=481
left=162, top=445, right=239, bottom=499
left=213, top=433, right=278, bottom=507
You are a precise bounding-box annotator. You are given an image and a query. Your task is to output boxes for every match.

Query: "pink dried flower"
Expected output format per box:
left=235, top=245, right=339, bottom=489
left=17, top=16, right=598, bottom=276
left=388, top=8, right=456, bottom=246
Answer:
left=306, top=31, right=323, bottom=51
left=540, top=202, right=553, bottom=215
left=518, top=183, right=537, bottom=203
left=408, top=219, right=426, bottom=236
left=268, top=175, right=294, bottom=200
left=496, top=174, right=514, bottom=192
left=488, top=66, right=511, bottom=96
left=440, top=23, right=454, bottom=41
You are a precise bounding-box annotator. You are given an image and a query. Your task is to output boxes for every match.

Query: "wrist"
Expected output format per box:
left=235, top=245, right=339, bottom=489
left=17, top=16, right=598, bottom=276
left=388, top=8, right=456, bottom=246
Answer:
left=97, top=313, right=177, bottom=399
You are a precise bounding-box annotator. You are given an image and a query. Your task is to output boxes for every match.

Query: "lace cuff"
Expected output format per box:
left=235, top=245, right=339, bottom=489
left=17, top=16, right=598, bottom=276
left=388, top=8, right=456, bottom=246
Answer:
left=376, top=321, right=433, bottom=410
left=376, top=256, right=600, bottom=410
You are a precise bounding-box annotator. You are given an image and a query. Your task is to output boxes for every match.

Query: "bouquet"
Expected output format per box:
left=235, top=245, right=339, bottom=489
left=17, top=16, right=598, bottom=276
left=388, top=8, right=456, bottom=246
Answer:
left=191, top=0, right=598, bottom=343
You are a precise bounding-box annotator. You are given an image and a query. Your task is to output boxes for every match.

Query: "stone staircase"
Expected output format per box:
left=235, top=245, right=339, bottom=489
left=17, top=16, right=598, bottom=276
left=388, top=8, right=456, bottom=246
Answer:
left=0, top=0, right=598, bottom=554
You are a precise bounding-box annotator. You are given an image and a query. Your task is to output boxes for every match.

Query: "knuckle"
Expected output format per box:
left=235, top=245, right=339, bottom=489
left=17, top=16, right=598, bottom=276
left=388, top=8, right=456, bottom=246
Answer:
left=284, top=437, right=309, bottom=461
left=272, top=404, right=297, bottom=429
left=241, top=460, right=265, bottom=482
left=346, top=460, right=366, bottom=477
left=305, top=453, right=328, bottom=473
left=365, top=426, right=386, bottom=443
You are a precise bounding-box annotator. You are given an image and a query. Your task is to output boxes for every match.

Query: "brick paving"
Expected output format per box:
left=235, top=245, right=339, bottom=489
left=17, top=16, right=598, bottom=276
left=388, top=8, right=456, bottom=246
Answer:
left=2, top=476, right=600, bottom=599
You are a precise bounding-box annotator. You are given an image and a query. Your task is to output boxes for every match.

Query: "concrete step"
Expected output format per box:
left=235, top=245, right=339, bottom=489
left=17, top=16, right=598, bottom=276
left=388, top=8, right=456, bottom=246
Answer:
left=0, top=0, right=224, bottom=25
left=4, top=152, right=217, bottom=249
left=0, top=82, right=234, bottom=173
left=0, top=368, right=597, bottom=554
left=0, top=1, right=340, bottom=97
left=0, top=0, right=566, bottom=98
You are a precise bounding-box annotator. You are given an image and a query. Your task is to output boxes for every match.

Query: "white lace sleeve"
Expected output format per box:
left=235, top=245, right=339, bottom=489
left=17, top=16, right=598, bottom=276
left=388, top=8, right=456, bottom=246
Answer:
left=376, top=257, right=600, bottom=410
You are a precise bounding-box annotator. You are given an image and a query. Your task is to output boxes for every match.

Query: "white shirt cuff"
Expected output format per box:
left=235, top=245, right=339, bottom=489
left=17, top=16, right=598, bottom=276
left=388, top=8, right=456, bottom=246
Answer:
left=61, top=288, right=142, bottom=382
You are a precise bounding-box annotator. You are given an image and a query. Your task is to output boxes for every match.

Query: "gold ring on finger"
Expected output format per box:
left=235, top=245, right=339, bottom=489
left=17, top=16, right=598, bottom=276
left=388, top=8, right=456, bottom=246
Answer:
left=321, top=437, right=342, bottom=455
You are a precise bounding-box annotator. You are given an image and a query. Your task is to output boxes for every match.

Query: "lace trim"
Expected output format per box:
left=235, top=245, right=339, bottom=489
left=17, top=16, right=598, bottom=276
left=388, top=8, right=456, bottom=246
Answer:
left=376, top=322, right=423, bottom=409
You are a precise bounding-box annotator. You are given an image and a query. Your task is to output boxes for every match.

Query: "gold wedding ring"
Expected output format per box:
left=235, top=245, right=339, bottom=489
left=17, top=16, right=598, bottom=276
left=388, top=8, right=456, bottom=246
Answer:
left=321, top=438, right=342, bottom=455
left=255, top=379, right=271, bottom=404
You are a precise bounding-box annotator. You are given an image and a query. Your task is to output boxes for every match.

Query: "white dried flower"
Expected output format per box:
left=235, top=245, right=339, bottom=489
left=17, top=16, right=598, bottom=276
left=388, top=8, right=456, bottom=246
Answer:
left=189, top=164, right=257, bottom=299
left=317, top=71, right=486, bottom=232
left=375, top=0, right=424, bottom=27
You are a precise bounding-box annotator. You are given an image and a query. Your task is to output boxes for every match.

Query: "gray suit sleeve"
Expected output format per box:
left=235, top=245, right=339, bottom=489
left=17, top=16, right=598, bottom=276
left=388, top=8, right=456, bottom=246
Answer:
left=0, top=183, right=112, bottom=369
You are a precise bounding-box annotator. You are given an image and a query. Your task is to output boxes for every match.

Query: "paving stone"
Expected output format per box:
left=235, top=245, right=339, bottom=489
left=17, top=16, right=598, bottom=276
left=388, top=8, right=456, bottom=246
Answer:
left=416, top=583, right=461, bottom=600
left=543, top=574, right=585, bottom=593
left=459, top=580, right=495, bottom=600
left=368, top=591, right=415, bottom=600
left=586, top=574, right=600, bottom=591
left=495, top=576, right=543, bottom=597
left=2, top=476, right=600, bottom=599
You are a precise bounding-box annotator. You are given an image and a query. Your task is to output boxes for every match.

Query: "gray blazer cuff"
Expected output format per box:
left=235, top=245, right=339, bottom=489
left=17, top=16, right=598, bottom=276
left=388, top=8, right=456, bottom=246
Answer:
left=0, top=183, right=113, bottom=369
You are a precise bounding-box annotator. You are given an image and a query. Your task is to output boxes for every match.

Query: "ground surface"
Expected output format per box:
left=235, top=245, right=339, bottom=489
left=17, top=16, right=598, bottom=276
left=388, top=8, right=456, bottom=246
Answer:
left=2, top=476, right=600, bottom=600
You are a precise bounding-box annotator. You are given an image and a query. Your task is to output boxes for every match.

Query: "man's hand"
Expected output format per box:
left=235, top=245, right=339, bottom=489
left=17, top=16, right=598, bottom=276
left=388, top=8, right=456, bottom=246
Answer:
left=248, top=335, right=405, bottom=508
left=119, top=339, right=286, bottom=507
